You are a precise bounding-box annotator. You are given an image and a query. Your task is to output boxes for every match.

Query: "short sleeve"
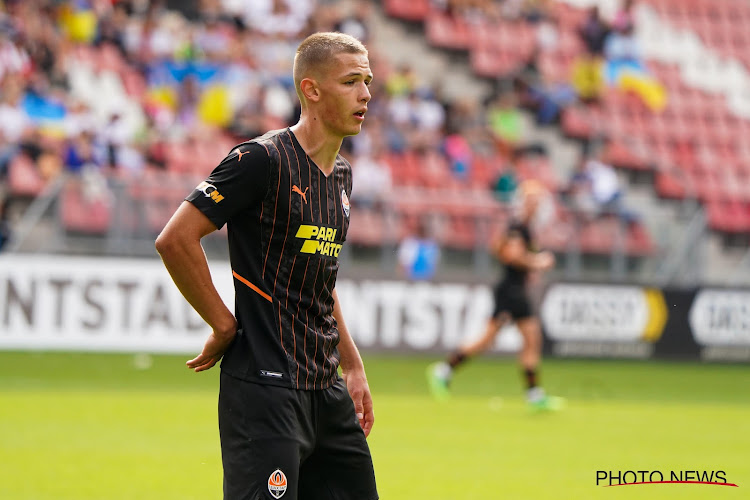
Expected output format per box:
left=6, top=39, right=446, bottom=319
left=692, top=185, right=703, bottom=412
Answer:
left=186, top=142, right=270, bottom=229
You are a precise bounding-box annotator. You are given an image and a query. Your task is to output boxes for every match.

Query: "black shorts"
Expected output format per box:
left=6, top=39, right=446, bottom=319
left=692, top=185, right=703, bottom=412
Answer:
left=491, top=282, right=533, bottom=320
left=218, top=372, right=378, bottom=500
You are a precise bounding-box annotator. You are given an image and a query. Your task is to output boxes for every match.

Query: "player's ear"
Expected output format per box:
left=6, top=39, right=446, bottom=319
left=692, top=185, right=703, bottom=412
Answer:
left=300, top=78, right=320, bottom=103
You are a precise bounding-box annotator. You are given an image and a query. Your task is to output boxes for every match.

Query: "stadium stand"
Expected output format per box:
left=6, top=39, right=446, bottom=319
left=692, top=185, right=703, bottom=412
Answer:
left=4, top=0, right=750, bottom=280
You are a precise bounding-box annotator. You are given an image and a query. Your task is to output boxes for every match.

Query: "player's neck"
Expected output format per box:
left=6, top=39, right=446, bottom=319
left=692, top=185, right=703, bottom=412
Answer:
left=290, top=118, right=342, bottom=176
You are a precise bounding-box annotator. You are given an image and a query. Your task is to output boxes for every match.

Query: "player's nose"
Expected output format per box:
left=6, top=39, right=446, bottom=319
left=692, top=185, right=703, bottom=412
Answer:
left=360, top=82, right=371, bottom=103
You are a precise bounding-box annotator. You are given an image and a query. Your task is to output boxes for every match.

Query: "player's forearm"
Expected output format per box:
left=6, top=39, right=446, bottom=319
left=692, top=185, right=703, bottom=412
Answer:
left=156, top=236, right=236, bottom=337
left=331, top=288, right=365, bottom=374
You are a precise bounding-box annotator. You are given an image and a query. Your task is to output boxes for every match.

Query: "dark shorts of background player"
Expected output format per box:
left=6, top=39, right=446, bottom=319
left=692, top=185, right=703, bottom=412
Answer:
left=219, top=372, right=378, bottom=500
left=491, top=282, right=533, bottom=320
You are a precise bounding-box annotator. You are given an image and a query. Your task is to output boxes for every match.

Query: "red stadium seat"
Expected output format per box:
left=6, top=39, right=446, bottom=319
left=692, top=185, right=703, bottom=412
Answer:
left=426, top=12, right=470, bottom=50
left=706, top=200, right=750, bottom=234
left=602, top=140, right=651, bottom=172
left=561, top=107, right=594, bottom=140
left=655, top=170, right=688, bottom=200
left=383, top=0, right=431, bottom=22
left=8, top=155, right=46, bottom=197
left=60, top=180, right=112, bottom=235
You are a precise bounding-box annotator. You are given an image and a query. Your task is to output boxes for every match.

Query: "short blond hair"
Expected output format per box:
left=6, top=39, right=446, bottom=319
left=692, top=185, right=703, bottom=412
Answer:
left=293, top=32, right=368, bottom=101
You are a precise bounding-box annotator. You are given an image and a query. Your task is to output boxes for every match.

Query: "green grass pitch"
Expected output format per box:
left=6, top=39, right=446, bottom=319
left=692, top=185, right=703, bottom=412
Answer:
left=1, top=352, right=748, bottom=499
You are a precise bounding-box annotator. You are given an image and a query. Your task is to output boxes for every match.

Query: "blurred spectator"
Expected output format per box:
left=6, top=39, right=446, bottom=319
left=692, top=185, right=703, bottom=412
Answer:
left=398, top=220, right=441, bottom=281
left=0, top=27, right=31, bottom=80
left=443, top=133, right=473, bottom=180
left=0, top=75, right=32, bottom=146
left=572, top=6, right=609, bottom=103
left=564, top=153, right=638, bottom=224
left=351, top=149, right=392, bottom=211
left=603, top=0, right=667, bottom=111
left=385, top=64, right=417, bottom=98
left=487, top=92, right=525, bottom=158
left=571, top=54, right=605, bottom=104
left=63, top=132, right=100, bottom=173
left=493, top=163, right=519, bottom=203
left=513, top=74, right=576, bottom=125
left=243, top=0, right=314, bottom=37
left=612, top=0, right=636, bottom=35
left=334, top=0, right=373, bottom=43
left=578, top=6, right=610, bottom=56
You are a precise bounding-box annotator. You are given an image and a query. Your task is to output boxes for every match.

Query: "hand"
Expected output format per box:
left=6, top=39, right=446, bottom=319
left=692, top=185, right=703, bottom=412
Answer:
left=342, top=369, right=374, bottom=438
left=536, top=251, right=555, bottom=271
left=187, top=325, right=238, bottom=373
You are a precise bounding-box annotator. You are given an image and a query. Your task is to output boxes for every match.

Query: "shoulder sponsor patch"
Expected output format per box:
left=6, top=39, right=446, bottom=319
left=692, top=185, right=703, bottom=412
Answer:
left=196, top=181, right=224, bottom=203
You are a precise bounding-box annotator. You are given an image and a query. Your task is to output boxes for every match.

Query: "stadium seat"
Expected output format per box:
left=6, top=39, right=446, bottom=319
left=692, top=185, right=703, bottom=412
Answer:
left=8, top=155, right=46, bottom=197
left=706, top=199, right=750, bottom=234
left=383, top=0, right=431, bottom=22
left=426, top=12, right=471, bottom=50
left=60, top=180, right=112, bottom=235
left=602, top=140, right=651, bottom=172
left=561, top=107, right=594, bottom=140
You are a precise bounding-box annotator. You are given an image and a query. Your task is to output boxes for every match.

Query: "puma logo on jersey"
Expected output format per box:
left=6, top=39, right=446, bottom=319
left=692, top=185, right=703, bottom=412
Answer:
left=234, top=149, right=249, bottom=161
left=292, top=185, right=308, bottom=203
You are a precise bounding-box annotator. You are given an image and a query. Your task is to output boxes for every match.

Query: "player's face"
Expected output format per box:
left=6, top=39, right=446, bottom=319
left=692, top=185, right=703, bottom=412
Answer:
left=317, top=52, right=372, bottom=137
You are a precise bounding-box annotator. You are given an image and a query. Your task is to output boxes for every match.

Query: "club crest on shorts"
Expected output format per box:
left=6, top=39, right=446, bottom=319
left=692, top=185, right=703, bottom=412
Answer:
left=268, top=469, right=288, bottom=498
left=341, top=189, right=350, bottom=218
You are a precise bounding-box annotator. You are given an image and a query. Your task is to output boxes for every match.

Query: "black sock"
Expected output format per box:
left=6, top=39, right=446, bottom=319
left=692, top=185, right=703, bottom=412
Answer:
left=523, top=368, right=538, bottom=390
left=448, top=352, right=467, bottom=369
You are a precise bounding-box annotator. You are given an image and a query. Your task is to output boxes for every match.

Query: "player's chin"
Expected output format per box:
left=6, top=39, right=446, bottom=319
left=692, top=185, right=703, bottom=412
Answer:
left=342, top=124, right=364, bottom=137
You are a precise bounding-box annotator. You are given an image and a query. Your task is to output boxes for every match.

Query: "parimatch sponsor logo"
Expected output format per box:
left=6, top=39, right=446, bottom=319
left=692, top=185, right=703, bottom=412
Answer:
left=295, top=224, right=343, bottom=258
left=596, top=470, right=737, bottom=487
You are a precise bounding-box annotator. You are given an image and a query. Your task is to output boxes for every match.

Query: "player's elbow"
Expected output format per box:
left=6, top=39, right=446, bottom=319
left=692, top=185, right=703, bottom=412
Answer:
left=155, top=228, right=179, bottom=258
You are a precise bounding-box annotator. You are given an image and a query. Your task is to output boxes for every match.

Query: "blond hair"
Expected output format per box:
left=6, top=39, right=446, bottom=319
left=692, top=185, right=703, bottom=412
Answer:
left=293, top=32, right=368, bottom=102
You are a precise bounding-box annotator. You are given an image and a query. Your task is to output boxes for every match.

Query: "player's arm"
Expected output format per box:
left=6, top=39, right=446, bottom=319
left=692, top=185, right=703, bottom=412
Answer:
left=332, top=287, right=374, bottom=437
left=496, top=232, right=555, bottom=271
left=155, top=202, right=237, bottom=372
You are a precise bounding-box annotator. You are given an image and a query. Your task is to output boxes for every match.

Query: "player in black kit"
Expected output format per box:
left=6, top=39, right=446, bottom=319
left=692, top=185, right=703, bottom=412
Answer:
left=428, top=180, right=563, bottom=411
left=156, top=32, right=377, bottom=500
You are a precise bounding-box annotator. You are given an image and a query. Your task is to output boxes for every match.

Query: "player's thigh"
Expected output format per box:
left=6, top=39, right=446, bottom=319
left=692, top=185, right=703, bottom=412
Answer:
left=223, top=437, right=301, bottom=500
left=298, top=380, right=378, bottom=500
left=219, top=373, right=312, bottom=500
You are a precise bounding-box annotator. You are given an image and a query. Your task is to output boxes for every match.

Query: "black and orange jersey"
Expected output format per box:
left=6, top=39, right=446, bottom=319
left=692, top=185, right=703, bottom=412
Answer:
left=186, top=128, right=353, bottom=390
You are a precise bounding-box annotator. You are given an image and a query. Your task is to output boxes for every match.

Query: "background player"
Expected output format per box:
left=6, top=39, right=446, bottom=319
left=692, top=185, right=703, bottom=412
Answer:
left=156, top=32, right=378, bottom=499
left=428, top=180, right=563, bottom=411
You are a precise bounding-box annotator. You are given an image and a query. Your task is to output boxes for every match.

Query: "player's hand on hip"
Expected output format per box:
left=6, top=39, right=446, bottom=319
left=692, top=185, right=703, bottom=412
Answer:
left=187, top=324, right=238, bottom=372
left=343, top=370, right=375, bottom=438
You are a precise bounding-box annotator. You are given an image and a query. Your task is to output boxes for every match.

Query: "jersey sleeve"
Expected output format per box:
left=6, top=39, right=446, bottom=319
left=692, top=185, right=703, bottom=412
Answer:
left=186, top=143, right=270, bottom=229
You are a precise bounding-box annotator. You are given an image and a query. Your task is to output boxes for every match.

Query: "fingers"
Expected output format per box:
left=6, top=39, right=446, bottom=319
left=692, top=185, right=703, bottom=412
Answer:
left=186, top=353, right=218, bottom=372
left=193, top=358, right=218, bottom=372
left=362, top=396, right=374, bottom=438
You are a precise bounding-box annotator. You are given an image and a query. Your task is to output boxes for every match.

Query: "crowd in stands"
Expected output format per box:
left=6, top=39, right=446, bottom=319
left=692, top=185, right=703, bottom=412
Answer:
left=0, top=0, right=659, bottom=262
